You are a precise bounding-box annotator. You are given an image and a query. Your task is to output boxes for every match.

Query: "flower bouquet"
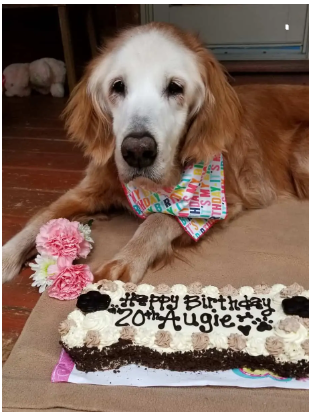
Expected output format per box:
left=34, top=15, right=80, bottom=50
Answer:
left=30, top=218, right=94, bottom=300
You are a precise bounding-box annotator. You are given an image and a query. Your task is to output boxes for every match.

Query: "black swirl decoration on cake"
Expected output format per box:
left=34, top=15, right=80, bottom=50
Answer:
left=282, top=296, right=309, bottom=318
left=77, top=291, right=111, bottom=313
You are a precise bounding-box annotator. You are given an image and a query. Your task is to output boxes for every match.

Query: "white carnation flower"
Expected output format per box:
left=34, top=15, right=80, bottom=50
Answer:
left=29, top=255, right=57, bottom=293
left=78, top=223, right=94, bottom=247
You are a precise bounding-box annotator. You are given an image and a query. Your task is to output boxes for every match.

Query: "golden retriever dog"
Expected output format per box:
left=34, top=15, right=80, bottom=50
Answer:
left=2, top=23, right=309, bottom=284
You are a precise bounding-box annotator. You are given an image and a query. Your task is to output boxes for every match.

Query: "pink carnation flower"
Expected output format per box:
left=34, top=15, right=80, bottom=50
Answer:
left=47, top=263, right=94, bottom=300
left=36, top=218, right=91, bottom=265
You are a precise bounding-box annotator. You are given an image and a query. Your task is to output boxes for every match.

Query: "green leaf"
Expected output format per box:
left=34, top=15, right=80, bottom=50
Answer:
left=87, top=219, right=94, bottom=228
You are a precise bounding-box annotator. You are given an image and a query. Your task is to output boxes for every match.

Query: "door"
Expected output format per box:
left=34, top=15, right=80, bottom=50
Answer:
left=142, top=5, right=309, bottom=60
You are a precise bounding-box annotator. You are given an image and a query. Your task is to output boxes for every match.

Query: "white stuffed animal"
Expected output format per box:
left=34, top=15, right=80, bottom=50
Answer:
left=29, top=58, right=66, bottom=97
left=3, top=63, right=31, bottom=97
left=3, top=58, right=66, bottom=97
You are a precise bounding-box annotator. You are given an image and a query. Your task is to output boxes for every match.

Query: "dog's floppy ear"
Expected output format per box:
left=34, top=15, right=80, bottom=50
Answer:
left=181, top=49, right=241, bottom=164
left=62, top=65, right=114, bottom=166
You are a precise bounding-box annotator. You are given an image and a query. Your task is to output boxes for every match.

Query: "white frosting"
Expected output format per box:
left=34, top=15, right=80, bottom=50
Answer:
left=202, top=285, right=219, bottom=297
left=272, top=293, right=284, bottom=308
left=271, top=284, right=286, bottom=294
left=284, top=342, right=306, bottom=362
left=83, top=311, right=113, bottom=332
left=136, top=284, right=155, bottom=294
left=61, top=281, right=309, bottom=365
left=68, top=310, right=85, bottom=326
left=83, top=284, right=99, bottom=293
left=105, top=284, right=126, bottom=300
left=62, top=327, right=85, bottom=348
left=100, top=328, right=120, bottom=347
left=170, top=332, right=192, bottom=352
left=114, top=280, right=125, bottom=288
left=209, top=333, right=228, bottom=350
left=239, top=286, right=254, bottom=296
left=301, top=290, right=309, bottom=299
left=246, top=337, right=268, bottom=356
left=277, top=353, right=289, bottom=363
left=275, top=323, right=308, bottom=344
left=134, top=328, right=156, bottom=347
left=171, top=284, right=188, bottom=296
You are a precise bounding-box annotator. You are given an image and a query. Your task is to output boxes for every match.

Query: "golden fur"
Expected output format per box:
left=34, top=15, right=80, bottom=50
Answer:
left=2, top=23, right=309, bottom=284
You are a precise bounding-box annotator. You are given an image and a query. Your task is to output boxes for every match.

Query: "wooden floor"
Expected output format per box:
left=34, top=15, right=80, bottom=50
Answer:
left=2, top=96, right=86, bottom=364
left=2, top=73, right=309, bottom=363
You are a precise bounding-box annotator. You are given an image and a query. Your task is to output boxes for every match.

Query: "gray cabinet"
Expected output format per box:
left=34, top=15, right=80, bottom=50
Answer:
left=142, top=5, right=309, bottom=61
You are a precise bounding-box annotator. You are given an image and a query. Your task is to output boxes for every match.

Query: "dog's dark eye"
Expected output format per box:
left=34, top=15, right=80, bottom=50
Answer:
left=167, top=81, right=184, bottom=96
left=112, top=80, right=125, bottom=95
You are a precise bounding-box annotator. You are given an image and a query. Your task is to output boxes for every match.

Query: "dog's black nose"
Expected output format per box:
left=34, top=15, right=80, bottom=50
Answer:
left=121, top=132, right=157, bottom=168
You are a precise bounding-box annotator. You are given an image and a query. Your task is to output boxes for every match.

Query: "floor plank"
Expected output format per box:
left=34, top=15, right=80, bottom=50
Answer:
left=3, top=150, right=87, bottom=170
left=2, top=268, right=40, bottom=310
left=2, top=126, right=67, bottom=139
left=2, top=96, right=71, bottom=364
left=2, top=331, right=20, bottom=366
left=2, top=306, right=33, bottom=334
left=2, top=216, right=28, bottom=244
left=230, top=73, right=309, bottom=86
left=2, top=168, right=83, bottom=191
left=3, top=96, right=66, bottom=127
left=2, top=114, right=64, bottom=129
left=3, top=136, right=82, bottom=154
left=3, top=187, right=64, bottom=217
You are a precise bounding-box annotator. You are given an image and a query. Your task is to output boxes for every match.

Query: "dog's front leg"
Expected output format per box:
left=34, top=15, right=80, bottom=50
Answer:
left=2, top=162, right=125, bottom=283
left=2, top=190, right=95, bottom=283
left=94, top=214, right=184, bottom=283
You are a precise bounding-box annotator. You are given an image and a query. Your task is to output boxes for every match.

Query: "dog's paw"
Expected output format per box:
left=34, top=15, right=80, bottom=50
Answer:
left=2, top=243, right=23, bottom=283
left=93, top=256, right=146, bottom=284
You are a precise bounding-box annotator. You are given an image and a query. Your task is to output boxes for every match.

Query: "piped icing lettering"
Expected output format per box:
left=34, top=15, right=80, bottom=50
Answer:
left=77, top=289, right=279, bottom=335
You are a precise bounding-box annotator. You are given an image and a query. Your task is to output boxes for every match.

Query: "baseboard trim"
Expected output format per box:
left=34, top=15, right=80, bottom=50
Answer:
left=222, top=60, right=309, bottom=73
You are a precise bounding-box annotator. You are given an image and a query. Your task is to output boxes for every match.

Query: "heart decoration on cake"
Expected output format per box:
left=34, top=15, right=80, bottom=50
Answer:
left=238, top=325, right=251, bottom=336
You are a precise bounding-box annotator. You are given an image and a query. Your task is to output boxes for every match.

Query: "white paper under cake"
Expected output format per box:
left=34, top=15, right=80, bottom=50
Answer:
left=52, top=350, right=309, bottom=389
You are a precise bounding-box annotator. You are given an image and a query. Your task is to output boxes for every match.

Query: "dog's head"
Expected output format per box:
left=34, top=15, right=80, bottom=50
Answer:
left=64, top=23, right=240, bottom=189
